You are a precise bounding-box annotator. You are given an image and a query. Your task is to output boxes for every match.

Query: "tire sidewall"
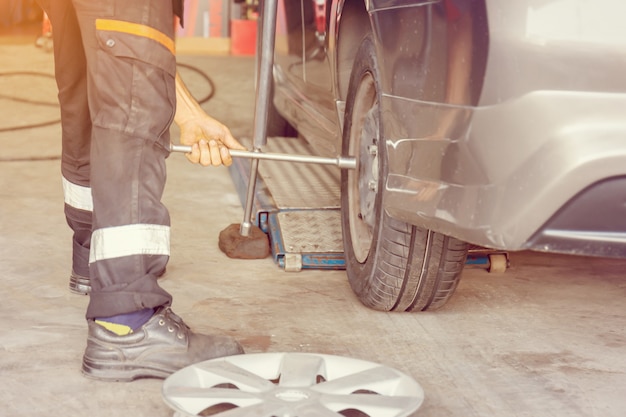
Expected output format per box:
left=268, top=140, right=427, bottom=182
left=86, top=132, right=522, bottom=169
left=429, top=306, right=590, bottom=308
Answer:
left=341, top=34, right=387, bottom=299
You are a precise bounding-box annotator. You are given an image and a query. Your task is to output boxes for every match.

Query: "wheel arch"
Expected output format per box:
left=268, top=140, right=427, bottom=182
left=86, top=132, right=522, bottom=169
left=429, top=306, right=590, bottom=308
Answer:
left=331, top=0, right=490, bottom=148
left=332, top=0, right=372, bottom=104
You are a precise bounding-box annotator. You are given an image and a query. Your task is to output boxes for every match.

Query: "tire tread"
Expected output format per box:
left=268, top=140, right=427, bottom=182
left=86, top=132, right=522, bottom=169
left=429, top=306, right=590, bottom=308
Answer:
left=364, top=214, right=468, bottom=312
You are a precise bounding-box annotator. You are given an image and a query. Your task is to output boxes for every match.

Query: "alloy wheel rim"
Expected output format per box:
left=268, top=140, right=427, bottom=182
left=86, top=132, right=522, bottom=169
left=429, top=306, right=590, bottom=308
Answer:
left=347, top=71, right=380, bottom=264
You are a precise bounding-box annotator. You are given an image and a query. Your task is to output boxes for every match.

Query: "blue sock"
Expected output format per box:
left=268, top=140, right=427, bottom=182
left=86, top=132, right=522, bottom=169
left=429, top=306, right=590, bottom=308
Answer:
left=95, top=308, right=155, bottom=335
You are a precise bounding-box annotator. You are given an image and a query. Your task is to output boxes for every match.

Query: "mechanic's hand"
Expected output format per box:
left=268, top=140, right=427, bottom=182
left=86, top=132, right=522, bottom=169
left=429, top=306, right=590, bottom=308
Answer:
left=178, top=114, right=247, bottom=167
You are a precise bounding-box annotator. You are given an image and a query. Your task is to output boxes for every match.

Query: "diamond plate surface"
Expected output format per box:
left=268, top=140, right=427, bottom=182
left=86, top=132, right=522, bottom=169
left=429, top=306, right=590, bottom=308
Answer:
left=257, top=137, right=340, bottom=209
left=277, top=210, right=343, bottom=253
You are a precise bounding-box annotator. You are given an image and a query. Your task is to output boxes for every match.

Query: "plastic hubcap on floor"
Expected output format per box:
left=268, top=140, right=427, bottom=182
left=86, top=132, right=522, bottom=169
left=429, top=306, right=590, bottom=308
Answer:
left=163, top=352, right=424, bottom=417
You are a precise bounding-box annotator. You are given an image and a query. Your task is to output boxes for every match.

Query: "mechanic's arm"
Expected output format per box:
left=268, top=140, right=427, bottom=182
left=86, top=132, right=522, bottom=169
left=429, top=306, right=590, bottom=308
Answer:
left=174, top=71, right=247, bottom=166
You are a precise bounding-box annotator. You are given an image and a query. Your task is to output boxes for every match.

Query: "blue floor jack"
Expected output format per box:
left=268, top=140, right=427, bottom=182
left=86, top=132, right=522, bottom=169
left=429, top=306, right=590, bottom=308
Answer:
left=466, top=245, right=510, bottom=273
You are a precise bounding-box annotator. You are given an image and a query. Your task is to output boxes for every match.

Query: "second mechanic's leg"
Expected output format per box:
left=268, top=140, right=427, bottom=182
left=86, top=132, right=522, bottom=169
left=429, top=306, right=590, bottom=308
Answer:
left=36, top=0, right=93, bottom=294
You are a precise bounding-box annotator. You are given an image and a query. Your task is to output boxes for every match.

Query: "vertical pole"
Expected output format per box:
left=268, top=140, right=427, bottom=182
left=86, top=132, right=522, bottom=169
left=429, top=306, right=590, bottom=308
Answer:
left=239, top=0, right=278, bottom=237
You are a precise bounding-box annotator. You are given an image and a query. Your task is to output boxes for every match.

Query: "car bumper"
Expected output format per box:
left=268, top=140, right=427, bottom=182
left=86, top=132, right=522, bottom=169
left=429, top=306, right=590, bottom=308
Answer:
left=382, top=90, right=626, bottom=256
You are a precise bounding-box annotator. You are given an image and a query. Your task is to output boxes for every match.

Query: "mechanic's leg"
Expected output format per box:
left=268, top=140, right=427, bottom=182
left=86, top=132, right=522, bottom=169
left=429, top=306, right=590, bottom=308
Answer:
left=72, top=0, right=175, bottom=319
left=71, top=0, right=243, bottom=380
left=36, top=0, right=93, bottom=293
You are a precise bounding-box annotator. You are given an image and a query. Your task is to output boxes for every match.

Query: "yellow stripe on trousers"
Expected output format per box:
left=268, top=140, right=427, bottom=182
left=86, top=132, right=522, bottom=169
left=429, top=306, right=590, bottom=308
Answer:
left=95, top=19, right=175, bottom=54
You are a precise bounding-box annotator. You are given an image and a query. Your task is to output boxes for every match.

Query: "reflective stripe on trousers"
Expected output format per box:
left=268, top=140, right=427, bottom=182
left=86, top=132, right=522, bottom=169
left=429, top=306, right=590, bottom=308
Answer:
left=63, top=177, right=171, bottom=262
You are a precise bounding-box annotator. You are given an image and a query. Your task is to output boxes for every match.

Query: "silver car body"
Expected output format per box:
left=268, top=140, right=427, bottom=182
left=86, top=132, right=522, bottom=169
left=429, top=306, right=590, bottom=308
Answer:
left=272, top=0, right=626, bottom=257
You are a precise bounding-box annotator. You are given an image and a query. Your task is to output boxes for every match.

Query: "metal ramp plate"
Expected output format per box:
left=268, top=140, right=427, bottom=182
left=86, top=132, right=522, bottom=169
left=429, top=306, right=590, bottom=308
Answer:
left=256, top=138, right=340, bottom=210
left=269, top=210, right=344, bottom=271
left=229, top=136, right=345, bottom=270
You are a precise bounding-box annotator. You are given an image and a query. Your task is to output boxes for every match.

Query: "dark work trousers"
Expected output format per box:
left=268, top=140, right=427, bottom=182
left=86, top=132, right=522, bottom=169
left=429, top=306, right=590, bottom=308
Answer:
left=37, top=0, right=176, bottom=318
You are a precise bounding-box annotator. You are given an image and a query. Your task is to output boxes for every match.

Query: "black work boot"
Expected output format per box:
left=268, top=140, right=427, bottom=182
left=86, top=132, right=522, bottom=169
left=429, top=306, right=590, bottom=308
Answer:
left=82, top=307, right=244, bottom=381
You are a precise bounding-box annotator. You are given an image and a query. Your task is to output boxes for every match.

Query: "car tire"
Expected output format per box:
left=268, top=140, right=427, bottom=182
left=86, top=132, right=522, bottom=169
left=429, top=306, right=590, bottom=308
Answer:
left=341, top=34, right=468, bottom=312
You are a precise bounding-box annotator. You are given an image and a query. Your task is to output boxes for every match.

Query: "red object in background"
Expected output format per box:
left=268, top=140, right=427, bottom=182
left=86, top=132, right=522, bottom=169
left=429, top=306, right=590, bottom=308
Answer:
left=230, top=18, right=257, bottom=56
left=41, top=11, right=51, bottom=36
left=313, top=0, right=325, bottom=34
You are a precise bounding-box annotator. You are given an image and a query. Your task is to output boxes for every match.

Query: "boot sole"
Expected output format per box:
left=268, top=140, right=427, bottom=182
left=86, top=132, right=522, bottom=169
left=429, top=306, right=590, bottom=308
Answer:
left=69, top=278, right=90, bottom=295
left=69, top=282, right=90, bottom=295
left=82, top=356, right=173, bottom=382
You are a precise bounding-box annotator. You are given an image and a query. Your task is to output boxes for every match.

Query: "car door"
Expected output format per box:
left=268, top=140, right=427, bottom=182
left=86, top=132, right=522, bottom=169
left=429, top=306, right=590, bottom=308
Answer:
left=273, top=0, right=340, bottom=156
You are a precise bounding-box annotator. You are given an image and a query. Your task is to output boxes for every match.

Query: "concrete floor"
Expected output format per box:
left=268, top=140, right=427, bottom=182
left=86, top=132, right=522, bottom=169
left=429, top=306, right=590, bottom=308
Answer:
left=1, top=37, right=626, bottom=417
